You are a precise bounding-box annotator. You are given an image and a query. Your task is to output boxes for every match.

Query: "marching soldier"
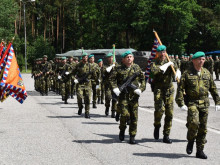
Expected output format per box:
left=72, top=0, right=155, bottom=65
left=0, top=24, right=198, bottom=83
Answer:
left=150, top=45, right=180, bottom=143
left=111, top=50, right=146, bottom=144
left=68, top=55, right=77, bottom=98
left=73, top=53, right=97, bottom=118
left=214, top=56, right=219, bottom=80
left=103, top=53, right=118, bottom=117
left=97, top=59, right=105, bottom=104
left=88, top=54, right=100, bottom=108
left=175, top=51, right=220, bottom=159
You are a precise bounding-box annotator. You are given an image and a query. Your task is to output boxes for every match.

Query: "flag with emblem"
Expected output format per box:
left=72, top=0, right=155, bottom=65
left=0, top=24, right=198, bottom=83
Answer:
left=0, top=44, right=27, bottom=103
left=145, top=38, right=160, bottom=83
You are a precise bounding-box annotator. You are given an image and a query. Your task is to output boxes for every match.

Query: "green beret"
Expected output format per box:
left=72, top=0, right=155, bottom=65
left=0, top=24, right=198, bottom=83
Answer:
left=190, top=53, right=193, bottom=56
left=43, top=55, right=48, bottom=58
left=82, top=52, right=88, bottom=57
left=39, top=58, right=43, bottom=61
left=62, top=57, right=67, bottom=60
left=68, top=55, right=73, bottom=58
left=73, top=57, right=79, bottom=60
left=192, top=51, right=205, bottom=59
left=156, top=45, right=166, bottom=52
left=97, top=59, right=103, bottom=63
left=121, top=50, right=133, bottom=58
left=89, top=54, right=94, bottom=59
left=106, top=53, right=113, bottom=58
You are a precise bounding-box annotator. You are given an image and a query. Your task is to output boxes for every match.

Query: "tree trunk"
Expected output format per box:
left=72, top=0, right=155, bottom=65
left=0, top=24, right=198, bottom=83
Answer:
left=57, top=8, right=59, bottom=49
left=15, top=20, right=17, bottom=35
left=32, top=13, right=35, bottom=37
left=44, top=18, right=46, bottom=41
left=62, top=6, right=65, bottom=51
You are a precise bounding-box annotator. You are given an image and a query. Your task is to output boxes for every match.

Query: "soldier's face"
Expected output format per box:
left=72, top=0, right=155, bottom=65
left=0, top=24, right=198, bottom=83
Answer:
left=192, top=57, right=205, bottom=69
left=107, top=56, right=113, bottom=64
left=98, top=61, right=103, bottom=67
left=124, top=54, right=134, bottom=65
left=43, top=57, right=47, bottom=61
left=159, top=51, right=166, bottom=61
left=89, top=57, right=95, bottom=63
left=83, top=56, right=88, bottom=62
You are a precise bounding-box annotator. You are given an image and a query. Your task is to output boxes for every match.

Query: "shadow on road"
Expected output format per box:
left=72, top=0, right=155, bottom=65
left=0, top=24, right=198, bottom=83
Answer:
left=141, top=138, right=187, bottom=143
left=47, top=115, right=81, bottom=118
left=27, top=91, right=58, bottom=96
left=133, top=152, right=189, bottom=159
left=82, top=122, right=118, bottom=125
left=139, top=106, right=154, bottom=109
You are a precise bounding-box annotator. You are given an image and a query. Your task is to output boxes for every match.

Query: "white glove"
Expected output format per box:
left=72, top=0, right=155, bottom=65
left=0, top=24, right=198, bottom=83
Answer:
left=180, top=105, right=188, bottom=111
left=215, top=105, right=220, bottom=111
left=58, top=75, right=61, bottom=79
left=65, top=71, right=69, bottom=75
left=96, top=85, right=100, bottom=89
left=175, top=69, right=181, bottom=80
left=98, top=79, right=101, bottom=83
left=160, top=61, right=174, bottom=73
left=134, top=89, right=142, bottom=96
left=106, top=64, right=115, bottom=73
left=74, top=79, right=79, bottom=84
left=113, top=88, right=121, bottom=96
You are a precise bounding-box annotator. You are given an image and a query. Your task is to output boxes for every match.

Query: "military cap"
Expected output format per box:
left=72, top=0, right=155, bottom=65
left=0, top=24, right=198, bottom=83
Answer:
left=156, top=45, right=166, bottom=52
left=68, top=55, right=73, bottom=58
left=192, top=51, right=205, bottom=59
left=88, top=54, right=94, bottom=59
left=43, top=55, right=48, bottom=58
left=82, top=52, right=88, bottom=57
left=73, top=57, right=79, bottom=60
left=61, top=57, right=67, bottom=60
left=97, top=59, right=103, bottom=63
left=39, top=58, right=43, bottom=61
left=106, top=53, right=113, bottom=58
left=121, top=50, right=133, bottom=58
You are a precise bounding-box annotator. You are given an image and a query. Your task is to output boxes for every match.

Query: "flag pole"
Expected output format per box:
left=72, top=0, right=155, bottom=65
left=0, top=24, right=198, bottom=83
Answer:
left=0, top=37, right=14, bottom=67
left=113, top=44, right=116, bottom=64
left=153, top=29, right=179, bottom=82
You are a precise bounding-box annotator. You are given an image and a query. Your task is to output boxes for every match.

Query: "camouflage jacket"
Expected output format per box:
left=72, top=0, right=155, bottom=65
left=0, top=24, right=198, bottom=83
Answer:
left=103, top=62, right=119, bottom=86
left=150, top=59, right=177, bottom=89
left=57, top=63, right=72, bottom=82
left=40, top=61, right=52, bottom=75
left=89, top=62, right=100, bottom=83
left=111, top=63, right=146, bottom=95
left=176, top=66, right=220, bottom=107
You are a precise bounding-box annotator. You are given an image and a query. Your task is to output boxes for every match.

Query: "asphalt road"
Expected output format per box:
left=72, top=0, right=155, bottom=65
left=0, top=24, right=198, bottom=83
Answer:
left=0, top=74, right=219, bottom=165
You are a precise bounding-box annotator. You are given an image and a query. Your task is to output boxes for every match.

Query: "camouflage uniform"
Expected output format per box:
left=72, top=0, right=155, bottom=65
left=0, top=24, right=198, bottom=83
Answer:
left=69, top=60, right=77, bottom=98
left=40, top=60, right=52, bottom=95
left=214, top=58, right=219, bottom=80
left=111, top=63, right=146, bottom=137
left=73, top=61, right=97, bottom=116
left=176, top=66, right=220, bottom=151
left=150, top=58, right=177, bottom=137
left=97, top=66, right=105, bottom=104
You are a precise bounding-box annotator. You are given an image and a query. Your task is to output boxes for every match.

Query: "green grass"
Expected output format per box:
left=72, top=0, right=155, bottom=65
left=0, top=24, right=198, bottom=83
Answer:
left=20, top=69, right=32, bottom=73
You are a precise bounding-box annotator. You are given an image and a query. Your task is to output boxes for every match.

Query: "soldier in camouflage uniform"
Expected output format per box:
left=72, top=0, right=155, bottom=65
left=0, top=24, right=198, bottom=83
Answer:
left=97, top=59, right=105, bottom=104
left=150, top=45, right=180, bottom=144
left=103, top=53, right=118, bottom=117
left=175, top=51, right=220, bottom=159
left=88, top=54, right=100, bottom=108
left=57, top=57, right=72, bottom=104
left=68, top=55, right=77, bottom=98
left=111, top=50, right=146, bottom=144
left=208, top=55, right=214, bottom=77
left=40, top=55, right=52, bottom=96
left=73, top=53, right=97, bottom=118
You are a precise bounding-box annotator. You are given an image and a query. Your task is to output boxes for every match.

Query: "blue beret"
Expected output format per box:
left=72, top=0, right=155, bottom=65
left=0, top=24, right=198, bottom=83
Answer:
left=106, top=53, right=113, bottom=58
left=97, top=59, right=103, bottom=63
left=156, top=45, right=166, bottom=52
left=192, top=51, right=205, bottom=59
left=121, top=50, right=133, bottom=58
left=88, top=54, right=94, bottom=59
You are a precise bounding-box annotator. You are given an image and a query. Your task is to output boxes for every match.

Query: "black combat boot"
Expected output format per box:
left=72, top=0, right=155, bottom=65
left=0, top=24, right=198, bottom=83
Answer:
left=111, top=111, right=116, bottom=118
left=129, top=135, right=136, bottom=144
left=93, top=102, right=97, bottom=108
left=85, top=113, right=90, bottom=119
left=64, top=99, right=68, bottom=104
left=154, top=127, right=160, bottom=140
left=78, top=108, right=82, bottom=115
left=115, top=113, right=120, bottom=122
left=62, top=96, right=64, bottom=101
left=105, top=107, right=109, bottom=116
left=97, top=97, right=101, bottom=104
left=71, top=95, right=74, bottom=99
left=119, top=130, right=125, bottom=141
left=101, top=100, right=104, bottom=104
left=196, top=150, right=207, bottom=159
left=186, top=141, right=194, bottom=155
left=163, top=135, right=172, bottom=144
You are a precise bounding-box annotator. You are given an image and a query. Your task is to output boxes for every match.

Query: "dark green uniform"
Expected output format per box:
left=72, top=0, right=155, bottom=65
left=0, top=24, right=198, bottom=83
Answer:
left=176, top=66, right=220, bottom=151
left=40, top=60, right=52, bottom=95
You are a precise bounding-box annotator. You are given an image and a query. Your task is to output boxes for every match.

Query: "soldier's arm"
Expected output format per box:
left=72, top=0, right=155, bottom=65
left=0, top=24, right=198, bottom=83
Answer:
left=150, top=62, right=162, bottom=76
left=137, top=66, right=146, bottom=92
left=109, top=67, right=118, bottom=89
left=175, top=72, right=186, bottom=107
left=209, top=74, right=220, bottom=105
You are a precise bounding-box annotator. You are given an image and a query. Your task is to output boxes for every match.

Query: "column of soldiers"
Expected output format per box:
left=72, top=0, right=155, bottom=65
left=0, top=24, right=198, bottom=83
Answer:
left=31, top=49, right=220, bottom=159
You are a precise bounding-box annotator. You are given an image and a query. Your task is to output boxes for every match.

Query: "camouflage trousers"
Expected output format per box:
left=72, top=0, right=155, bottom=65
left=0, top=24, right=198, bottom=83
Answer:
left=105, top=85, right=117, bottom=112
left=41, top=76, right=50, bottom=94
left=186, top=102, right=208, bottom=151
left=118, top=94, right=139, bottom=136
left=76, top=83, right=91, bottom=114
left=91, top=82, right=97, bottom=103
left=215, top=69, right=219, bottom=80
left=60, top=80, right=71, bottom=100
left=153, top=86, right=174, bottom=136
left=97, top=83, right=104, bottom=101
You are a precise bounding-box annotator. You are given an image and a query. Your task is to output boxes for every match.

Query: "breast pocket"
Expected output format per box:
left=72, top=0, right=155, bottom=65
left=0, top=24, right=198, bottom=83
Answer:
left=202, top=75, right=210, bottom=88
left=187, top=76, right=197, bottom=87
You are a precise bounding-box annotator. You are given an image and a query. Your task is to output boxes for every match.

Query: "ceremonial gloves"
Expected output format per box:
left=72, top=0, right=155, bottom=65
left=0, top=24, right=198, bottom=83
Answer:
left=74, top=79, right=79, bottom=84
left=106, top=64, right=115, bottom=73
left=96, top=85, right=100, bottom=89
left=65, top=71, right=69, bottom=75
left=113, top=88, right=121, bottom=96
left=160, top=61, right=174, bottom=73
left=180, top=105, right=188, bottom=111
left=134, top=89, right=142, bottom=96
left=175, top=69, right=181, bottom=80
left=215, top=105, right=220, bottom=111
left=58, top=75, right=61, bottom=79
